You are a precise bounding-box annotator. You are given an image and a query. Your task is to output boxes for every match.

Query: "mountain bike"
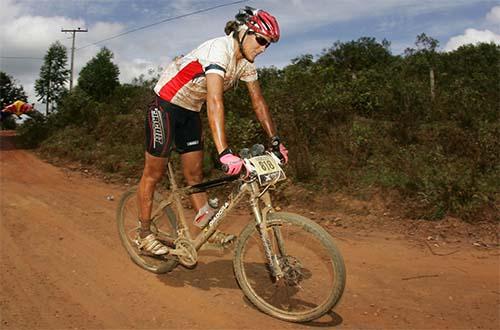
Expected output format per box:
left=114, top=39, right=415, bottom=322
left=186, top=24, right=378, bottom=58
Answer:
left=116, top=145, right=346, bottom=323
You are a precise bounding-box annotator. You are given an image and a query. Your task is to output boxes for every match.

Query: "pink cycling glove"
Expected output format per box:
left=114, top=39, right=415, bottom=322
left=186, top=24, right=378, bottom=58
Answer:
left=278, top=143, right=289, bottom=164
left=220, top=150, right=244, bottom=175
left=271, top=136, right=289, bottom=164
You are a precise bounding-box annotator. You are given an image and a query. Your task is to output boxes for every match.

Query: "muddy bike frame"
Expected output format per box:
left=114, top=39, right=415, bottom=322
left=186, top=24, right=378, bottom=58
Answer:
left=153, top=160, right=285, bottom=276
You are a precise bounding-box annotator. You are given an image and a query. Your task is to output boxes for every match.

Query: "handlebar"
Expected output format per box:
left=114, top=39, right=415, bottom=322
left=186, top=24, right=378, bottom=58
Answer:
left=220, top=144, right=284, bottom=176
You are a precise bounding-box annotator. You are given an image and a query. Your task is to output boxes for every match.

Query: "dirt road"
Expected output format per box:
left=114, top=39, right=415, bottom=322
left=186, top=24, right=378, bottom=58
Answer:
left=1, top=130, right=499, bottom=330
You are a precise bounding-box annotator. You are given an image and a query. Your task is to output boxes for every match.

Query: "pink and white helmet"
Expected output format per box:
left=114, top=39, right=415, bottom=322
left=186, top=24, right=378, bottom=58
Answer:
left=237, top=7, right=280, bottom=42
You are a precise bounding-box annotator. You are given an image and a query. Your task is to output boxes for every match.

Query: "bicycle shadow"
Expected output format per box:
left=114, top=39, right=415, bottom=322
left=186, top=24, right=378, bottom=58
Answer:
left=302, top=310, right=344, bottom=328
left=239, top=295, right=343, bottom=327
left=156, top=258, right=240, bottom=291
left=157, top=258, right=344, bottom=327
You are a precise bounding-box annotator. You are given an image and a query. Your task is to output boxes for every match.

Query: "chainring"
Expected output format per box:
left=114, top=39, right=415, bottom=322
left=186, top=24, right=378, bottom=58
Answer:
left=173, top=238, right=198, bottom=268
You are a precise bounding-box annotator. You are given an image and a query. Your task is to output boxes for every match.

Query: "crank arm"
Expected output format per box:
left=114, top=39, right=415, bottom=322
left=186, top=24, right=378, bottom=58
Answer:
left=168, top=248, right=188, bottom=257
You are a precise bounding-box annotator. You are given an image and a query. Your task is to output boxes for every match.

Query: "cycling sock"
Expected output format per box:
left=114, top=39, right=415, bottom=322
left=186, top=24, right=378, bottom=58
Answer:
left=138, top=219, right=152, bottom=238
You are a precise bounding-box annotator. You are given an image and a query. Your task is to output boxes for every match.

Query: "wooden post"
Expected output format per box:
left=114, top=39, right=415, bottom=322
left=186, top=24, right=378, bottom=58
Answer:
left=430, top=67, right=435, bottom=102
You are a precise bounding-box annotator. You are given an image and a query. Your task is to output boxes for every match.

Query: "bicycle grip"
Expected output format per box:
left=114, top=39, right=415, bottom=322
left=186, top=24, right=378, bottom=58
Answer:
left=272, top=150, right=285, bottom=165
left=221, top=163, right=248, bottom=177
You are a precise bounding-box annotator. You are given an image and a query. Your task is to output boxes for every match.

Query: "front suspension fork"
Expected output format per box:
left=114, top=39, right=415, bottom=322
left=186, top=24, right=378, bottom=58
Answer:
left=250, top=184, right=284, bottom=280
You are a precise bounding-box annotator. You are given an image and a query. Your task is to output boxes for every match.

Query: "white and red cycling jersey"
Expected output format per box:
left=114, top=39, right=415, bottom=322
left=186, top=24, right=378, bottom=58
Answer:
left=154, top=33, right=258, bottom=112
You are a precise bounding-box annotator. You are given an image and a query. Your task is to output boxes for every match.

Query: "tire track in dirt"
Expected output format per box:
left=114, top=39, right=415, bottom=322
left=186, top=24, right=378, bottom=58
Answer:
left=1, top=131, right=499, bottom=329
left=0, top=131, right=301, bottom=329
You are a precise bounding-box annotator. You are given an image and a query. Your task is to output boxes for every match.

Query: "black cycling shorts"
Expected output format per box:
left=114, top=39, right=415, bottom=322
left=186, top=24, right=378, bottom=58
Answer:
left=145, top=96, right=203, bottom=158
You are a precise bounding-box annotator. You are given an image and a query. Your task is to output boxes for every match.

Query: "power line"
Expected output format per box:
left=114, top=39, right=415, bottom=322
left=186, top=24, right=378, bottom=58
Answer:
left=1, top=37, right=73, bottom=61
left=0, top=56, right=44, bottom=60
left=0, top=1, right=248, bottom=63
left=76, top=0, right=249, bottom=51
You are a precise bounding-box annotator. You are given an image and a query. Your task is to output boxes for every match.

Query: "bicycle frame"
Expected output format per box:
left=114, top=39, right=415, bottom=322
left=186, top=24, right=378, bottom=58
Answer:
left=118, top=153, right=346, bottom=322
left=150, top=161, right=283, bottom=276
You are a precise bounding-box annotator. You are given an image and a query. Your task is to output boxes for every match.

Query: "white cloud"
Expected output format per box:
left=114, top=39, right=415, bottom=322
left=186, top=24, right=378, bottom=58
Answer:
left=1, top=0, right=498, bottom=105
left=444, top=6, right=500, bottom=51
left=116, top=58, right=157, bottom=83
left=2, top=15, right=85, bottom=55
left=486, top=6, right=500, bottom=25
left=445, top=28, right=500, bottom=51
left=0, top=0, right=23, bottom=21
left=0, top=0, right=126, bottom=104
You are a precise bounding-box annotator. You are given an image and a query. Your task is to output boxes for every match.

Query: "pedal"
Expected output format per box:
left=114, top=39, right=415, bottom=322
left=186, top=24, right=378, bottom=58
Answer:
left=200, top=239, right=235, bottom=251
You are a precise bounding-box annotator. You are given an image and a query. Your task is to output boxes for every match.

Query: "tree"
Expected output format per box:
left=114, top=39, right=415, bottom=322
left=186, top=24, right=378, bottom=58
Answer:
left=35, top=41, right=70, bottom=114
left=440, top=43, right=500, bottom=123
left=317, top=37, right=393, bottom=78
left=404, top=33, right=440, bottom=101
left=0, top=71, right=27, bottom=108
left=77, top=47, right=120, bottom=101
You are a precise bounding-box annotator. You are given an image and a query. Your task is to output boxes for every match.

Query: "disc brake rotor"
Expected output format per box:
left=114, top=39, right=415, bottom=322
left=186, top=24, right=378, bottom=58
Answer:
left=279, top=255, right=303, bottom=286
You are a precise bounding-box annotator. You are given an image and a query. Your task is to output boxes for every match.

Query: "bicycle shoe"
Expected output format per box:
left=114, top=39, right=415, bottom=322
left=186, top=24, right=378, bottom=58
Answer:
left=136, top=233, right=170, bottom=255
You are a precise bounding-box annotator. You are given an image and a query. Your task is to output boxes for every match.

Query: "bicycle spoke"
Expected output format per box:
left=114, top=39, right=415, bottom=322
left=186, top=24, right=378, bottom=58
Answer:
left=117, top=189, right=179, bottom=273
left=236, top=215, right=344, bottom=319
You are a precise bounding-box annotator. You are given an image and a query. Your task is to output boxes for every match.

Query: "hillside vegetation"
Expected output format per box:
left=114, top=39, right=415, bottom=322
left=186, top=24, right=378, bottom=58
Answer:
left=17, top=36, right=499, bottom=221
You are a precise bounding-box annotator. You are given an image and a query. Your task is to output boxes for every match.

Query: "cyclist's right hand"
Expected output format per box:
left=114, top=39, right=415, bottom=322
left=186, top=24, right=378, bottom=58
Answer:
left=270, top=136, right=289, bottom=165
left=219, top=148, right=244, bottom=175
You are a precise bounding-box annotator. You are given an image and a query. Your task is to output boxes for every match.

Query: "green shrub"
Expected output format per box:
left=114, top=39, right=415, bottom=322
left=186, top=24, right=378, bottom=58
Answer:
left=16, top=113, right=50, bottom=148
left=1, top=115, right=17, bottom=130
left=17, top=40, right=498, bottom=222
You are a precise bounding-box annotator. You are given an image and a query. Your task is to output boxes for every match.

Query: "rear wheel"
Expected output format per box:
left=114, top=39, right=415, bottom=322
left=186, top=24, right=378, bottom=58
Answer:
left=233, top=212, right=346, bottom=322
left=116, top=187, right=179, bottom=274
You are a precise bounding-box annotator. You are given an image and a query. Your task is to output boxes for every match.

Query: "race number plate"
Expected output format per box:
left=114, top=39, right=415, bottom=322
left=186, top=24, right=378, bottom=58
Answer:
left=249, top=154, right=286, bottom=186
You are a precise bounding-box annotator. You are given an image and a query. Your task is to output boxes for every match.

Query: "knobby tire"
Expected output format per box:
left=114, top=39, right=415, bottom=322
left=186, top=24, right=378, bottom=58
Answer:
left=116, top=187, right=179, bottom=274
left=233, top=212, right=346, bottom=322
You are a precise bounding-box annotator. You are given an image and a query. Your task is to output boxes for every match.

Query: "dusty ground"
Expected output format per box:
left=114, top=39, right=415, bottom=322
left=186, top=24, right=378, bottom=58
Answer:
left=1, top=130, right=499, bottom=330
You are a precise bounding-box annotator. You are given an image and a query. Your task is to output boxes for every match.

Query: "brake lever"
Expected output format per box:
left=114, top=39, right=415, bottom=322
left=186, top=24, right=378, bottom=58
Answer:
left=242, top=159, right=256, bottom=180
left=269, top=151, right=285, bottom=166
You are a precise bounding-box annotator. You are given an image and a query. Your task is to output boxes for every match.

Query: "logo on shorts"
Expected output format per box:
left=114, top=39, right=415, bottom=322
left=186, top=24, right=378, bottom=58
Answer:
left=186, top=140, right=199, bottom=146
left=151, top=108, right=164, bottom=148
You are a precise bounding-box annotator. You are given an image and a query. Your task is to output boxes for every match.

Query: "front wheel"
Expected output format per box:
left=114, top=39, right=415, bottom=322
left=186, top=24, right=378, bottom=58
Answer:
left=233, top=212, right=346, bottom=322
left=116, top=187, right=179, bottom=274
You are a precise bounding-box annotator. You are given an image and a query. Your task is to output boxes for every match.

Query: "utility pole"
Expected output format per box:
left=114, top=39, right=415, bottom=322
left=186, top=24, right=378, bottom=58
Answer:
left=46, top=59, right=51, bottom=115
left=61, top=27, right=88, bottom=91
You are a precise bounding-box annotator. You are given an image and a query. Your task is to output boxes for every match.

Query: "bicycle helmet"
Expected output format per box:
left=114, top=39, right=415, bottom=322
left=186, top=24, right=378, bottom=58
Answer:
left=236, top=6, right=280, bottom=42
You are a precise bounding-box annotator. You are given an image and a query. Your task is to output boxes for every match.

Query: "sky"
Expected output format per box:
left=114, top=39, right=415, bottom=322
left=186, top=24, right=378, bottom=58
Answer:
left=1, top=0, right=499, bottom=108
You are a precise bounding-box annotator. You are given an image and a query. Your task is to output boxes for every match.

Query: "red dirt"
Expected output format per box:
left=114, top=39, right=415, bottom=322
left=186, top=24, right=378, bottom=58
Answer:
left=1, top=130, right=499, bottom=330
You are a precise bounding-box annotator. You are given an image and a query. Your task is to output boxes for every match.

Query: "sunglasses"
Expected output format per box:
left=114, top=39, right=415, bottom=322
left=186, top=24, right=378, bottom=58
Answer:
left=254, top=34, right=271, bottom=48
